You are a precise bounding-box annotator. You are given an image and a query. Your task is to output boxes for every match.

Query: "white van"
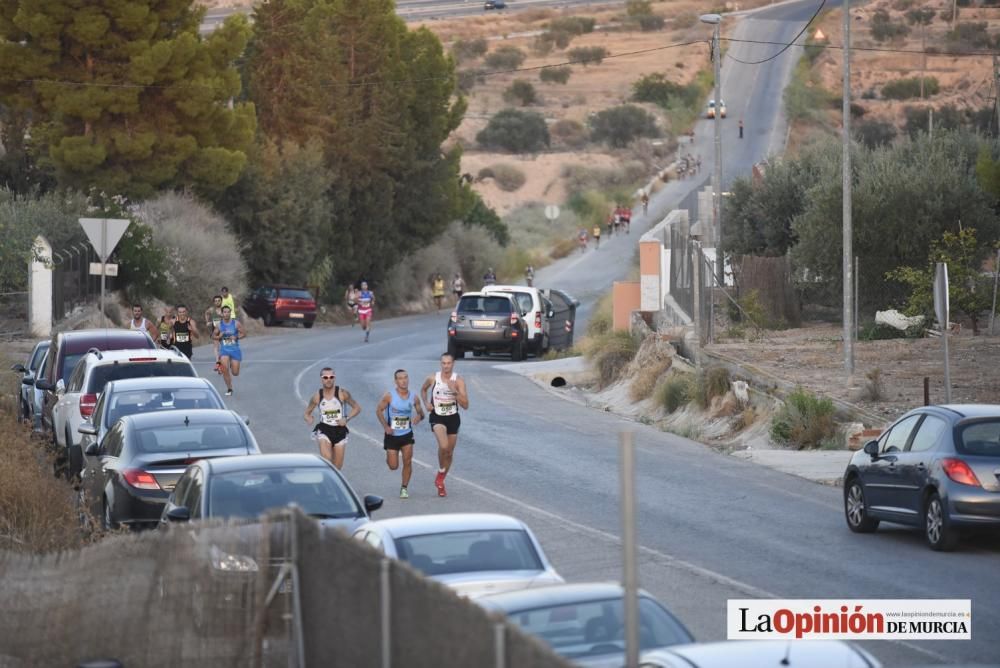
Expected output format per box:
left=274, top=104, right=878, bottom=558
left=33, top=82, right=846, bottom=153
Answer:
left=480, top=285, right=553, bottom=355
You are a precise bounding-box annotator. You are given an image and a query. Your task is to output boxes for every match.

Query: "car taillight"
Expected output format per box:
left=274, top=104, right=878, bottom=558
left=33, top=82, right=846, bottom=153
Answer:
left=510, top=313, right=519, bottom=325
left=275, top=298, right=287, bottom=307
left=941, top=458, right=981, bottom=487
left=79, top=393, right=97, bottom=418
left=450, top=311, right=458, bottom=323
left=123, top=468, right=161, bottom=490
left=534, top=312, right=542, bottom=329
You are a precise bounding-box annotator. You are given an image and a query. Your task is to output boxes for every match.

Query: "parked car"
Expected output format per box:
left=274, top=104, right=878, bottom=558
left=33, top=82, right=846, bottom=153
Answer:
left=477, top=583, right=693, bottom=667
left=844, top=404, right=1000, bottom=550
left=160, top=453, right=383, bottom=531
left=481, top=284, right=554, bottom=355
left=447, top=292, right=529, bottom=361
left=485, top=0, right=507, bottom=8
left=37, top=329, right=156, bottom=438
left=639, top=640, right=880, bottom=668
left=706, top=99, right=726, bottom=118
left=53, top=348, right=196, bottom=478
left=80, top=409, right=260, bottom=530
left=11, top=340, right=49, bottom=427
left=78, top=376, right=228, bottom=459
left=243, top=285, right=317, bottom=328
left=352, top=513, right=563, bottom=598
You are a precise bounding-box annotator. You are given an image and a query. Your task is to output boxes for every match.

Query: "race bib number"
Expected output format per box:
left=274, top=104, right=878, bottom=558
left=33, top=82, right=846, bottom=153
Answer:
left=391, top=415, right=411, bottom=431
left=175, top=332, right=190, bottom=343
left=222, top=336, right=236, bottom=346
left=212, top=318, right=221, bottom=328
left=436, top=401, right=457, bottom=417
left=322, top=409, right=342, bottom=425
left=159, top=333, right=169, bottom=342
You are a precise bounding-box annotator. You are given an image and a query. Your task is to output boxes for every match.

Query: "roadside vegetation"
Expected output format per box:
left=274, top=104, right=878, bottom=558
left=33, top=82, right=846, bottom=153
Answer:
left=770, top=388, right=840, bottom=450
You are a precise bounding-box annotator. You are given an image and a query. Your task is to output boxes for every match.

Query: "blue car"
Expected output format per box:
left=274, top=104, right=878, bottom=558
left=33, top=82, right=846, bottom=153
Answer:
left=844, top=404, right=1000, bottom=550
left=11, top=341, right=50, bottom=430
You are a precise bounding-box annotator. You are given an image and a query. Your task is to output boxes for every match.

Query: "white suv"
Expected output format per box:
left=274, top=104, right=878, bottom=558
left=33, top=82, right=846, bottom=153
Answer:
left=52, top=348, right=197, bottom=478
left=480, top=285, right=554, bottom=355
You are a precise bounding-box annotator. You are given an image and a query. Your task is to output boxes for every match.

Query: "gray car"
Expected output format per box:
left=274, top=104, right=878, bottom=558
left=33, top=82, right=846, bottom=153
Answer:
left=447, top=291, right=528, bottom=361
left=844, top=404, right=1000, bottom=550
left=11, top=341, right=50, bottom=429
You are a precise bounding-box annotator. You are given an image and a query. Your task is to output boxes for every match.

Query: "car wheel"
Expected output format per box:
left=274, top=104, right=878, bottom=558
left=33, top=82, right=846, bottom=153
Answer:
left=447, top=340, right=464, bottom=359
left=263, top=312, right=274, bottom=327
left=303, top=321, right=314, bottom=329
left=924, top=492, right=959, bottom=551
left=844, top=478, right=879, bottom=533
left=511, top=341, right=524, bottom=362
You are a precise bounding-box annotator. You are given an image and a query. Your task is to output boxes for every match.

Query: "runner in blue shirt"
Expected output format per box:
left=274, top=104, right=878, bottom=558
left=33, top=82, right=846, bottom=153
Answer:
left=213, top=306, right=246, bottom=396
left=375, top=369, right=425, bottom=499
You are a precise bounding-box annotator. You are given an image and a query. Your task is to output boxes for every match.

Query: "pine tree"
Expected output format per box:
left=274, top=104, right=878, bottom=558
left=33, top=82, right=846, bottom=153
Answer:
left=0, top=0, right=255, bottom=199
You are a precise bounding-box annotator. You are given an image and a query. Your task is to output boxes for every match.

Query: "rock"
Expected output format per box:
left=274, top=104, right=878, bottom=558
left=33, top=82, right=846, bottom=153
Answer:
left=875, top=309, right=924, bottom=332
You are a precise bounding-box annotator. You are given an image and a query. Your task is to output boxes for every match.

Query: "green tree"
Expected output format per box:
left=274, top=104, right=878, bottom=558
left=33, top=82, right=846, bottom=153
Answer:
left=477, top=109, right=550, bottom=153
left=0, top=0, right=256, bottom=199
left=458, top=186, right=509, bottom=246
left=589, top=105, right=659, bottom=148
left=539, top=66, right=572, bottom=84
left=568, top=46, right=608, bottom=66
left=504, top=80, right=538, bottom=106
left=484, top=46, right=526, bottom=70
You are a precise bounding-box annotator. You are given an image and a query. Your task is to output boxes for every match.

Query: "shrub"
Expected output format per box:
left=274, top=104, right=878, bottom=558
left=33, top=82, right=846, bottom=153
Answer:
left=484, top=46, right=526, bottom=70
left=855, top=120, right=897, bottom=149
left=587, top=291, right=614, bottom=336
left=135, top=192, right=248, bottom=311
left=633, top=14, right=665, bottom=31
left=629, top=357, right=672, bottom=401
left=585, top=330, right=639, bottom=388
left=632, top=73, right=701, bottom=109
left=548, top=16, right=596, bottom=34
left=871, top=10, right=911, bottom=42
left=488, top=163, right=527, bottom=192
left=657, top=374, right=691, bottom=413
left=589, top=105, right=659, bottom=148
left=945, top=21, right=993, bottom=52
left=550, top=118, right=588, bottom=148
left=882, top=76, right=939, bottom=100
left=457, top=69, right=483, bottom=93
left=504, top=79, right=538, bottom=106
left=540, top=66, right=572, bottom=84
left=862, top=368, right=885, bottom=402
left=770, top=388, right=838, bottom=449
left=452, top=37, right=488, bottom=62
left=534, top=30, right=573, bottom=54
left=550, top=237, right=579, bottom=259
left=902, top=105, right=965, bottom=138
left=568, top=46, right=608, bottom=66
left=626, top=0, right=653, bottom=16
left=476, top=109, right=550, bottom=153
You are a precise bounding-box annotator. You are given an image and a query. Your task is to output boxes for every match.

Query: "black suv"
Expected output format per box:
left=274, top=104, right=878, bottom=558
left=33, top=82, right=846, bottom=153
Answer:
left=447, top=292, right=527, bottom=360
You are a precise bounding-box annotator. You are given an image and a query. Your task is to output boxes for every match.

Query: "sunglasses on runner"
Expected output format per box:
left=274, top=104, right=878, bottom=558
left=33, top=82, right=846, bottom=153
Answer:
left=321, top=375, right=335, bottom=380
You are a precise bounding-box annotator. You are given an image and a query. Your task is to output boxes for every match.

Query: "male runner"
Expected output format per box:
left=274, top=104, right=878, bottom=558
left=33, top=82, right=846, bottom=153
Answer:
left=128, top=304, right=159, bottom=342
left=303, top=367, right=361, bottom=470
left=432, top=274, right=446, bottom=310
left=213, top=305, right=245, bottom=396
left=344, top=284, right=359, bottom=325
left=220, top=286, right=236, bottom=314
left=171, top=304, right=200, bottom=359
left=452, top=273, right=464, bottom=304
left=375, top=369, right=425, bottom=498
left=204, top=295, right=224, bottom=371
left=357, top=281, right=375, bottom=343
left=420, top=353, right=469, bottom=497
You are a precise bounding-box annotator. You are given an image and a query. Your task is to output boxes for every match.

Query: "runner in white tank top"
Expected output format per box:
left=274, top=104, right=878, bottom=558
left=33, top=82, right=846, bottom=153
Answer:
left=127, top=303, right=158, bottom=342
left=304, top=366, right=361, bottom=470
left=421, top=353, right=469, bottom=497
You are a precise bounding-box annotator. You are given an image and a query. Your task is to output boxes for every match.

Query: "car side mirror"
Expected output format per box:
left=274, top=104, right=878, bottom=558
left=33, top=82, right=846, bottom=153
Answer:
left=78, top=422, right=98, bottom=436
left=11, top=363, right=26, bottom=374
left=85, top=442, right=101, bottom=456
left=364, top=494, right=384, bottom=514
left=240, top=414, right=250, bottom=426
left=863, top=440, right=879, bottom=458
left=165, top=506, right=191, bottom=523
left=35, top=378, right=52, bottom=391
left=22, top=377, right=35, bottom=386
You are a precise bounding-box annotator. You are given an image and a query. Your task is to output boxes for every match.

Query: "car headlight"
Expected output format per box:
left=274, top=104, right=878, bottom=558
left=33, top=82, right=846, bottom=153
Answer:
left=210, top=545, right=259, bottom=572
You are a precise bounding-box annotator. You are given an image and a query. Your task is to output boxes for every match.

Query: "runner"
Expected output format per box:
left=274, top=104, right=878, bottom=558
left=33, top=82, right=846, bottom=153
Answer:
left=220, top=286, right=236, bottom=314
left=524, top=264, right=535, bottom=287
left=420, top=353, right=469, bottom=498
left=357, top=281, right=375, bottom=343
left=452, top=273, right=465, bottom=304
left=171, top=304, right=200, bottom=359
left=303, top=367, right=360, bottom=470
left=607, top=212, right=615, bottom=237
left=592, top=223, right=602, bottom=249
left=344, top=284, right=359, bottom=326
left=204, top=296, right=224, bottom=372
left=213, top=305, right=245, bottom=396
left=641, top=191, right=649, bottom=216
left=577, top=228, right=588, bottom=253
left=128, top=304, right=159, bottom=342
left=157, top=313, right=173, bottom=349
left=432, top=274, right=446, bottom=310
left=482, top=267, right=497, bottom=286
left=623, top=205, right=632, bottom=235
left=375, top=369, right=425, bottom=498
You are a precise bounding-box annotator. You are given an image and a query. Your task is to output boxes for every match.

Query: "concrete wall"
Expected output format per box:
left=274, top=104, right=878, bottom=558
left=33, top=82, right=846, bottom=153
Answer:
left=613, top=281, right=640, bottom=332
left=28, top=236, right=52, bottom=338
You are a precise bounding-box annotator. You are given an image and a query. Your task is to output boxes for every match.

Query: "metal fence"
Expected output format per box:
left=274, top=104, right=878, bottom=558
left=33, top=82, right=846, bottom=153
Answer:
left=0, top=508, right=570, bottom=668
left=51, top=241, right=114, bottom=323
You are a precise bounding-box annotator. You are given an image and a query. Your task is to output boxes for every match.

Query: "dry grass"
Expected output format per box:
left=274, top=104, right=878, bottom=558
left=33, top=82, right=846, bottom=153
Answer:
left=629, top=356, right=672, bottom=402
left=583, top=330, right=639, bottom=388
left=0, top=363, right=84, bottom=553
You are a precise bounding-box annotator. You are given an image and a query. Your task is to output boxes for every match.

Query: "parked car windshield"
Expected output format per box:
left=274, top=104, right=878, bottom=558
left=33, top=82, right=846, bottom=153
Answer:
left=278, top=288, right=314, bottom=300
left=395, top=529, right=542, bottom=576
left=506, top=596, right=691, bottom=659
left=87, top=361, right=196, bottom=394
left=458, top=296, right=513, bottom=315
left=957, top=420, right=1000, bottom=457
left=60, top=353, right=87, bottom=384
left=208, top=467, right=359, bottom=519
left=29, top=344, right=49, bottom=372
left=104, top=388, right=224, bottom=428
left=134, top=423, right=247, bottom=452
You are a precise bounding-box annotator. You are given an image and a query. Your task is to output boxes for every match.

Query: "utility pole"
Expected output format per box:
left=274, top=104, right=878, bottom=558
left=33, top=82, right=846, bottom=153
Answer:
left=700, top=13, right=724, bottom=287
left=843, top=0, right=854, bottom=376
left=993, top=55, right=1000, bottom=135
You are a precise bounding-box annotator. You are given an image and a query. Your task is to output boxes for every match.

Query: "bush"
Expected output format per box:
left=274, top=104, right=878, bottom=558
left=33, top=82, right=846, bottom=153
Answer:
left=457, top=69, right=483, bottom=93
left=902, top=105, right=965, bottom=138
left=945, top=21, right=993, bottom=52
left=882, top=77, right=939, bottom=100
left=548, top=16, right=596, bottom=34
left=587, top=291, right=614, bottom=336
left=550, top=237, right=579, bottom=259
left=770, top=388, right=838, bottom=449
left=631, top=73, right=701, bottom=109
left=550, top=118, right=588, bottom=148
left=629, top=357, right=672, bottom=401
left=476, top=109, right=551, bottom=153
left=504, top=79, right=538, bottom=106
left=632, top=14, right=665, bottom=31
left=533, top=30, right=574, bottom=54
left=657, top=374, right=691, bottom=413
left=488, top=163, right=527, bottom=192
left=540, top=66, right=572, bottom=84
left=452, top=38, right=488, bottom=62
left=855, top=120, right=897, bottom=149
left=585, top=330, right=639, bottom=388
left=589, top=105, right=659, bottom=148
left=135, top=192, right=248, bottom=311
left=568, top=46, right=608, bottom=66
left=626, top=0, right=652, bottom=16
left=484, top=46, right=527, bottom=70
left=871, top=10, right=911, bottom=42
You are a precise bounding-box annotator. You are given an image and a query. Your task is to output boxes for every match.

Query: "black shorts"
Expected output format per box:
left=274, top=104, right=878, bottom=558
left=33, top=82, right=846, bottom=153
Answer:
left=429, top=412, right=461, bottom=435
left=314, top=423, right=349, bottom=445
left=383, top=433, right=415, bottom=450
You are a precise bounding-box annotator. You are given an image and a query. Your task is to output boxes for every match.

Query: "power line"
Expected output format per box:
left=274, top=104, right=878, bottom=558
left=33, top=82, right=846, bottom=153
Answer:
left=726, top=0, right=827, bottom=65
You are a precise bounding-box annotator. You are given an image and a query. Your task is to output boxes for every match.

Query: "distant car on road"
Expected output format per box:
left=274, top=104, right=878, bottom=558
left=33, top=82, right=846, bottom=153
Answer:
left=481, top=284, right=554, bottom=355
left=80, top=409, right=260, bottom=530
left=485, top=0, right=507, bottom=9
left=243, top=284, right=317, bottom=328
left=160, top=453, right=383, bottom=532
left=706, top=99, right=726, bottom=118
left=639, top=640, right=880, bottom=668
left=11, top=340, right=49, bottom=428
left=477, top=583, right=693, bottom=666
left=844, top=404, right=1000, bottom=550
left=352, top=513, right=563, bottom=598
left=448, top=291, right=529, bottom=361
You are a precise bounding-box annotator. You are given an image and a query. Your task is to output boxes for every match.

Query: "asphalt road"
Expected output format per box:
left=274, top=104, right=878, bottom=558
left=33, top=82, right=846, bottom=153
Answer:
left=190, top=1, right=998, bottom=664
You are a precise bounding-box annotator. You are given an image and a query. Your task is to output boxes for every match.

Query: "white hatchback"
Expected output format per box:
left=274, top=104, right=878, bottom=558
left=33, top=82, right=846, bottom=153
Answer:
left=480, top=284, right=554, bottom=355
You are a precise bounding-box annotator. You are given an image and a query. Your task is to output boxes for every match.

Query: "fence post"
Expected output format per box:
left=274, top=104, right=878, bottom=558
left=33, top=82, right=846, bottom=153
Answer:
left=691, top=242, right=703, bottom=366
left=29, top=236, right=53, bottom=338
left=380, top=558, right=391, bottom=668
left=493, top=622, right=506, bottom=668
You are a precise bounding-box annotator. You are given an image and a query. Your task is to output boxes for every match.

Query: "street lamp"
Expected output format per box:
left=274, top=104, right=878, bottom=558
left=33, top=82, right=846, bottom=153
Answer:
left=700, top=13, right=724, bottom=287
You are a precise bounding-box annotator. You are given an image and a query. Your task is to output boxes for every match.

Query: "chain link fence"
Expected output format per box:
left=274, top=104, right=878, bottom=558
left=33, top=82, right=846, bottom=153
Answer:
left=51, top=241, right=115, bottom=323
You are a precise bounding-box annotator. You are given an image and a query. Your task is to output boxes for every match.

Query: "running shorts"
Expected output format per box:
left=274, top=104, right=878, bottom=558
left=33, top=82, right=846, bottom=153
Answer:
left=314, top=423, right=349, bottom=445
left=383, top=432, right=415, bottom=450
left=219, top=345, right=242, bottom=362
left=429, top=412, right=461, bottom=435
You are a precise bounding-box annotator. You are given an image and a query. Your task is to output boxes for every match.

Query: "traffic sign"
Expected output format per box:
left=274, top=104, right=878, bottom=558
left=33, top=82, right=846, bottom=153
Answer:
left=79, top=218, right=130, bottom=262
left=544, top=204, right=560, bottom=221
left=89, top=263, right=118, bottom=277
